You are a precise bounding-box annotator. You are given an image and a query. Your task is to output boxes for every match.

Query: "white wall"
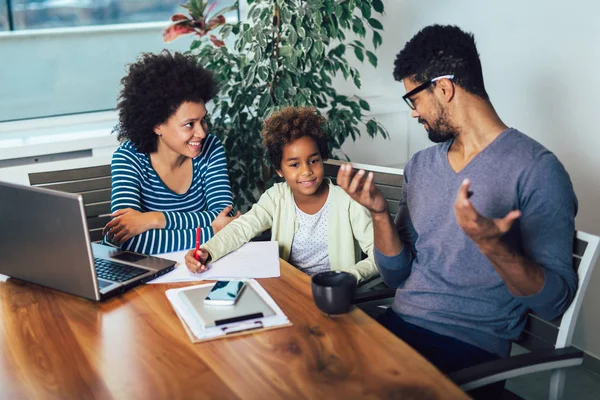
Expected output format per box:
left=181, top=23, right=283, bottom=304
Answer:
left=342, top=0, right=600, bottom=358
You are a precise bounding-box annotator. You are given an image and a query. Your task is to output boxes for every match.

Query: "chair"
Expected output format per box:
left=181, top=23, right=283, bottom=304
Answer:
left=323, top=159, right=404, bottom=220
left=355, top=231, right=600, bottom=400
left=28, top=165, right=112, bottom=242
left=323, top=159, right=404, bottom=291
left=450, top=231, right=600, bottom=399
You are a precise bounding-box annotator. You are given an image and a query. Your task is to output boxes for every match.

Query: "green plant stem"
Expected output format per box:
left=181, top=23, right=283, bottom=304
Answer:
left=270, top=3, right=282, bottom=105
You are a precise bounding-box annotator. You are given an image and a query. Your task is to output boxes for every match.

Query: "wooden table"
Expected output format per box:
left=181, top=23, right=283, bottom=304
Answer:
left=0, top=260, right=469, bottom=399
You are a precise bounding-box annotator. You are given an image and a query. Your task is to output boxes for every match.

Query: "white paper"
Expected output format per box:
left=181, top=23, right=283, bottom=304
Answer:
left=149, top=241, right=280, bottom=284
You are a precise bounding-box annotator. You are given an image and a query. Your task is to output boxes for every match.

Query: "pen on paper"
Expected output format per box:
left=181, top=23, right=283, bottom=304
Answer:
left=195, top=227, right=201, bottom=261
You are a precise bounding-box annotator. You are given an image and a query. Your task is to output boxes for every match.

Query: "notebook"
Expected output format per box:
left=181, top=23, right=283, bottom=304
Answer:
left=166, top=279, right=291, bottom=342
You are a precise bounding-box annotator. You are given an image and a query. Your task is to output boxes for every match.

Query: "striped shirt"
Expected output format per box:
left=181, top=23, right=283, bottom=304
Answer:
left=103, top=136, right=233, bottom=254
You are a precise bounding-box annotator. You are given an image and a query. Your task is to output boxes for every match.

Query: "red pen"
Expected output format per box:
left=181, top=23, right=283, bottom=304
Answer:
left=195, top=227, right=201, bottom=261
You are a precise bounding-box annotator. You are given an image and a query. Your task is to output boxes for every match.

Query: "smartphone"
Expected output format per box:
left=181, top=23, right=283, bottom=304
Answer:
left=204, top=280, right=247, bottom=306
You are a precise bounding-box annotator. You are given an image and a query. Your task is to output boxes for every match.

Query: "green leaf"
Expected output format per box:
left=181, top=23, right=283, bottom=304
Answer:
left=373, top=0, right=384, bottom=13
left=258, top=93, right=271, bottom=112
left=366, top=50, right=377, bottom=67
left=190, top=40, right=201, bottom=50
left=281, top=7, right=292, bottom=24
left=220, top=25, right=232, bottom=39
left=340, top=64, right=350, bottom=80
left=353, top=47, right=364, bottom=62
left=311, top=41, right=323, bottom=58
left=258, top=32, right=267, bottom=47
left=372, top=31, right=383, bottom=49
left=257, top=66, right=268, bottom=81
left=368, top=18, right=383, bottom=30
left=366, top=119, right=378, bottom=137
left=353, top=40, right=365, bottom=49
left=289, top=52, right=298, bottom=69
left=360, top=3, right=371, bottom=19
left=353, top=73, right=362, bottom=88
left=297, top=26, right=306, bottom=38
left=304, top=36, right=313, bottom=51
left=279, top=45, right=293, bottom=57
left=378, top=123, right=389, bottom=139
left=352, top=17, right=366, bottom=37
left=288, top=29, right=298, bottom=46
left=358, top=98, right=370, bottom=111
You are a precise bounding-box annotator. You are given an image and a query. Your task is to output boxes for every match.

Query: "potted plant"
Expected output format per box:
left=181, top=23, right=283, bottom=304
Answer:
left=165, top=0, right=388, bottom=210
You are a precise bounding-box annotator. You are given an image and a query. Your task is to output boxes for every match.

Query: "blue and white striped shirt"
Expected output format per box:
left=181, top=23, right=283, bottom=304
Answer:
left=104, top=136, right=233, bottom=254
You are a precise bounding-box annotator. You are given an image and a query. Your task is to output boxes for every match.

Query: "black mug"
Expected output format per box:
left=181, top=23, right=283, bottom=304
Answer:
left=311, top=271, right=357, bottom=315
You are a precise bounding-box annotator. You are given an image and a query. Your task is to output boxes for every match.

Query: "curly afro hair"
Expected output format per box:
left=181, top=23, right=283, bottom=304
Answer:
left=261, top=107, right=328, bottom=170
left=116, top=50, right=218, bottom=153
left=394, top=25, right=489, bottom=100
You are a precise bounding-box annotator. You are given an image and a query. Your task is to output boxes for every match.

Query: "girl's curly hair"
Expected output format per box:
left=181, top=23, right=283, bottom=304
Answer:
left=261, top=107, right=329, bottom=169
left=116, top=50, right=218, bottom=153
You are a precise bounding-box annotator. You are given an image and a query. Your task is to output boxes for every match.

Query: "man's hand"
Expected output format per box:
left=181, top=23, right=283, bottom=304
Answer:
left=211, top=205, right=241, bottom=234
left=185, top=249, right=211, bottom=273
left=455, top=179, right=521, bottom=245
left=103, top=208, right=163, bottom=244
left=336, top=163, right=388, bottom=214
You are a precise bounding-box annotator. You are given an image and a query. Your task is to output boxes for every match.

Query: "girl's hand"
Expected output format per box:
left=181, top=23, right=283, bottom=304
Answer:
left=211, top=205, right=241, bottom=234
left=102, top=208, right=164, bottom=244
left=185, top=249, right=211, bottom=273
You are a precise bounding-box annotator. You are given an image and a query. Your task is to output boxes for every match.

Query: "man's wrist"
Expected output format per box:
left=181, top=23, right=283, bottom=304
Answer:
left=475, top=236, right=505, bottom=256
left=371, top=210, right=391, bottom=223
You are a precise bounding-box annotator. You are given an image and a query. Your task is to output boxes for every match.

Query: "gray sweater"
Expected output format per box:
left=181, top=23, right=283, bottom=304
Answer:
left=375, top=129, right=578, bottom=356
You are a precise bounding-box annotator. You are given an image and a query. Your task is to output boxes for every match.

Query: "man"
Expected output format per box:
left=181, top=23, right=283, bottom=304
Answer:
left=337, top=25, right=578, bottom=376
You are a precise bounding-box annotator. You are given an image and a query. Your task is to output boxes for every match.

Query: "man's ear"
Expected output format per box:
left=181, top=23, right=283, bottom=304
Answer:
left=437, top=78, right=455, bottom=103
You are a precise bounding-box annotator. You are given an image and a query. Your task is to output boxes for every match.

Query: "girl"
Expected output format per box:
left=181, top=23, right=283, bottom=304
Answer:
left=184, top=107, right=377, bottom=282
left=103, top=51, right=240, bottom=254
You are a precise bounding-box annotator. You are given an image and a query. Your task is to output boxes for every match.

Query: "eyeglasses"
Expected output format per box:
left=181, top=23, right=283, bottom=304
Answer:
left=402, top=75, right=454, bottom=110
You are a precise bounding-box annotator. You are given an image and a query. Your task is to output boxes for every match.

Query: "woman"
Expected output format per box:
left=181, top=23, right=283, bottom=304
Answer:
left=103, top=51, right=239, bottom=254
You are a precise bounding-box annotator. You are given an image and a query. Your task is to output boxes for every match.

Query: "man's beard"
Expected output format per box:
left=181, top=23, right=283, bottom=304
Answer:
left=419, top=105, right=456, bottom=143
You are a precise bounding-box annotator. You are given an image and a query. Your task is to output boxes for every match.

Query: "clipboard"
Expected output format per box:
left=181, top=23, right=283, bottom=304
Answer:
left=166, top=279, right=292, bottom=343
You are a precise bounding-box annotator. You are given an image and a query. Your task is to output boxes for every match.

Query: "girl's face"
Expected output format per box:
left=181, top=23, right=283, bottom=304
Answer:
left=154, top=101, right=208, bottom=159
left=276, top=136, right=325, bottom=199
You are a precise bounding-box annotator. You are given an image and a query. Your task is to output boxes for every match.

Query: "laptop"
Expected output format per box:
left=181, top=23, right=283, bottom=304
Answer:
left=0, top=180, right=176, bottom=301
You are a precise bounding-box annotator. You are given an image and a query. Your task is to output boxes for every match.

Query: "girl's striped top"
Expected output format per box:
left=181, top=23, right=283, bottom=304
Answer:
left=103, top=135, right=233, bottom=254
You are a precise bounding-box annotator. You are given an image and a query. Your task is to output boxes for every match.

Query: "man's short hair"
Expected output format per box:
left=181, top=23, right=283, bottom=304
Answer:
left=394, top=25, right=489, bottom=100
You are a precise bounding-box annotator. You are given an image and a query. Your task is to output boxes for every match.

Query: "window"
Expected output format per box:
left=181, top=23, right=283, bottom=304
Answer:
left=0, top=1, right=239, bottom=122
left=0, top=2, right=8, bottom=31
left=9, top=1, right=238, bottom=31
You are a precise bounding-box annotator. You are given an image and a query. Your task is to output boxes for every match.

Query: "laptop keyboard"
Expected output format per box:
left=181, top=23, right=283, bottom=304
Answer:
left=94, top=258, right=147, bottom=283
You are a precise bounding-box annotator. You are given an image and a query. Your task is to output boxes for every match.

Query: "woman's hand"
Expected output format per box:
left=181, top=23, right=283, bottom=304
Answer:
left=185, top=249, right=211, bottom=273
left=211, top=205, right=241, bottom=234
left=102, top=208, right=165, bottom=244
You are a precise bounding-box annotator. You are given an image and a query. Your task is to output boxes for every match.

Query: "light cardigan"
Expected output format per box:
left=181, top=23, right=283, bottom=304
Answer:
left=202, top=180, right=378, bottom=283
